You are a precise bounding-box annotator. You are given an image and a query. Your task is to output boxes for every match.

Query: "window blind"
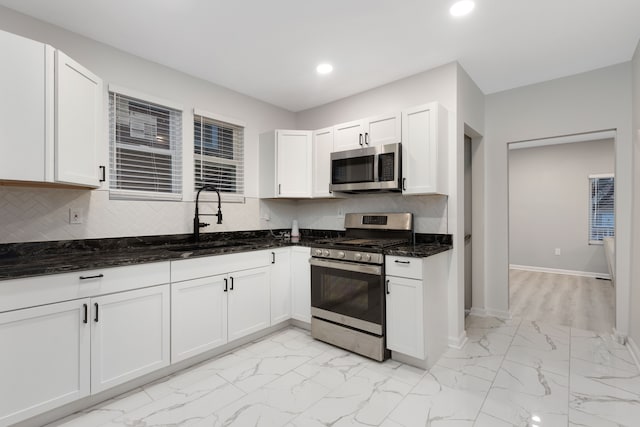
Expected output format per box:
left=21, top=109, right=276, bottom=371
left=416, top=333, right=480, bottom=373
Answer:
left=194, top=112, right=244, bottom=201
left=589, top=174, right=614, bottom=243
left=109, top=92, right=182, bottom=201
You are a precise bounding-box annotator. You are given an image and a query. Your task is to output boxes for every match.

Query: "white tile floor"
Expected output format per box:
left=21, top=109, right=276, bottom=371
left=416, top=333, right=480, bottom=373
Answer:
left=46, top=316, right=640, bottom=427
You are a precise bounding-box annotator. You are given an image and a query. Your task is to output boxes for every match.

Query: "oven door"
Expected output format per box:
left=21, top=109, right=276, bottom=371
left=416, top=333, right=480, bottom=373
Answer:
left=310, top=257, right=384, bottom=335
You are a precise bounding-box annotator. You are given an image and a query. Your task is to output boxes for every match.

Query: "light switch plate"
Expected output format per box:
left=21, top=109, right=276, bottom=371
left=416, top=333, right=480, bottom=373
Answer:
left=69, top=208, right=83, bottom=224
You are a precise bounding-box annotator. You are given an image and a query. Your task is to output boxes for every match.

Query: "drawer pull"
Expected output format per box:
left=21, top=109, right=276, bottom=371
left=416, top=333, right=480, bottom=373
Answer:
left=394, top=260, right=411, bottom=264
left=271, top=252, right=276, bottom=264
left=79, top=274, right=104, bottom=280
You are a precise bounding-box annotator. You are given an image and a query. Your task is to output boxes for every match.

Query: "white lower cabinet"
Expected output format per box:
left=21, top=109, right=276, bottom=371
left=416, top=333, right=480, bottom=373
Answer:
left=386, top=276, right=424, bottom=358
left=290, top=246, right=311, bottom=323
left=91, top=285, right=170, bottom=393
left=0, top=299, right=90, bottom=427
left=385, top=252, right=449, bottom=369
left=170, top=262, right=271, bottom=363
left=228, top=267, right=271, bottom=341
left=270, top=248, right=292, bottom=325
left=171, top=274, right=228, bottom=363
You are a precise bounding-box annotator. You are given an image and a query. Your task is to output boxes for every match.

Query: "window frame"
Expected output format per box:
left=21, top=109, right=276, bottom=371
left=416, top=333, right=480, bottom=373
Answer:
left=193, top=109, right=246, bottom=203
left=588, top=173, right=615, bottom=245
left=108, top=85, right=184, bottom=201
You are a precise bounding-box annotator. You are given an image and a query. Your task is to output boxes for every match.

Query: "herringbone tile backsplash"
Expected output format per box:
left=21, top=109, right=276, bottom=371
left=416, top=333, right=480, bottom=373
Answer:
left=0, top=187, right=263, bottom=243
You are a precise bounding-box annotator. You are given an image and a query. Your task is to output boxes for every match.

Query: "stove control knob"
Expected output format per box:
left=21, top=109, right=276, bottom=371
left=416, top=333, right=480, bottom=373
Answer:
left=314, top=249, right=323, bottom=256
left=337, top=251, right=345, bottom=259
left=363, top=254, right=371, bottom=262
left=322, top=249, right=330, bottom=257
left=354, top=253, right=362, bottom=261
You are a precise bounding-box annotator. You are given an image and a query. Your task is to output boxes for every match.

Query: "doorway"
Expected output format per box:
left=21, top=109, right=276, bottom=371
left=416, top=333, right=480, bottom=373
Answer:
left=464, top=134, right=473, bottom=315
left=507, top=132, right=616, bottom=332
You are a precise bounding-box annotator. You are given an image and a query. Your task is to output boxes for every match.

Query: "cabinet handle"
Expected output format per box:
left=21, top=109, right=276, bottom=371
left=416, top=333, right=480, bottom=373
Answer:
left=230, top=276, right=234, bottom=291
left=99, top=165, right=106, bottom=182
left=394, top=260, right=411, bottom=264
left=402, top=178, right=406, bottom=191
left=278, top=184, right=282, bottom=195
left=271, top=252, right=275, bottom=264
left=359, top=133, right=363, bottom=146
left=94, top=303, right=99, bottom=322
left=329, top=183, right=332, bottom=194
left=364, top=132, right=369, bottom=145
left=79, top=273, right=104, bottom=280
left=386, top=279, right=390, bottom=295
left=224, top=278, right=228, bottom=292
left=83, top=303, right=88, bottom=324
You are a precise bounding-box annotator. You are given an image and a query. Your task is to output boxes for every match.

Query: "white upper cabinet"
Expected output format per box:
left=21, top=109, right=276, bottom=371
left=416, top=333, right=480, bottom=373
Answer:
left=332, top=112, right=401, bottom=152
left=312, top=127, right=335, bottom=198
left=54, top=51, right=103, bottom=187
left=0, top=30, right=48, bottom=182
left=0, top=29, right=104, bottom=188
left=401, top=102, right=448, bottom=195
left=259, top=129, right=312, bottom=198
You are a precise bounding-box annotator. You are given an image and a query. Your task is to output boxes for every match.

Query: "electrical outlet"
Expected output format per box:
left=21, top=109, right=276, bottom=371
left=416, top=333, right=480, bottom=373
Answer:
left=69, top=208, right=83, bottom=224
left=337, top=206, right=345, bottom=218
left=554, top=248, right=561, bottom=256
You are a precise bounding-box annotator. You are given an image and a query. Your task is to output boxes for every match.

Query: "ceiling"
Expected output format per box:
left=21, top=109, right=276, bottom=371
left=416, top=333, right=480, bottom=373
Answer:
left=1, top=0, right=639, bottom=112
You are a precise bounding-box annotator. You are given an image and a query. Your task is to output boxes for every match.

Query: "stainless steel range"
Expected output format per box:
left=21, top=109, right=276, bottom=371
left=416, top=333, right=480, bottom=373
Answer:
left=309, top=212, right=413, bottom=361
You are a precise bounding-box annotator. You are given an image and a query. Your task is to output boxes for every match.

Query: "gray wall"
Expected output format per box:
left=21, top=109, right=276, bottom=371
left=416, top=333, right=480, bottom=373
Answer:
left=0, top=6, right=296, bottom=242
left=630, top=40, right=640, bottom=350
left=484, top=63, right=633, bottom=333
left=508, top=139, right=614, bottom=275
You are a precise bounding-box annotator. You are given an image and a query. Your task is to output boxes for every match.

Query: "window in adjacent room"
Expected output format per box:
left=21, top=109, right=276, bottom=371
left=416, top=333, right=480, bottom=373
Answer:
left=109, top=89, right=183, bottom=200
left=194, top=110, right=245, bottom=202
left=589, top=174, right=614, bottom=244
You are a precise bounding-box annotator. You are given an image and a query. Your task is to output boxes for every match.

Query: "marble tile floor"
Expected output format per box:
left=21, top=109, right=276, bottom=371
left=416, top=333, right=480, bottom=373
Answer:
left=45, top=315, right=640, bottom=427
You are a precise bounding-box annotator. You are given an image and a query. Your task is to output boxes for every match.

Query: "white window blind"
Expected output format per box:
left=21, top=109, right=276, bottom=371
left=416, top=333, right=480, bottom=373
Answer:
left=589, top=174, right=614, bottom=243
left=194, top=112, right=244, bottom=201
left=109, top=91, right=182, bottom=201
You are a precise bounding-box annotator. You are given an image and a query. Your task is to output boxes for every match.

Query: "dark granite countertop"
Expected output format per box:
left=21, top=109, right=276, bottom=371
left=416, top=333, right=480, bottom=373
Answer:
left=0, top=229, right=451, bottom=281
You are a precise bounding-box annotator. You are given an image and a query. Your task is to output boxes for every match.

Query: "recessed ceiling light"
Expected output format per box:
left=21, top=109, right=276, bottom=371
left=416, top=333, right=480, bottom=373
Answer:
left=450, top=0, right=475, bottom=17
left=316, top=63, right=333, bottom=74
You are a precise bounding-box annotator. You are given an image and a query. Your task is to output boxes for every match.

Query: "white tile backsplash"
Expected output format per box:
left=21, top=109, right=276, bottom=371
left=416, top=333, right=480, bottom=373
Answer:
left=0, top=187, right=448, bottom=243
left=0, top=187, right=262, bottom=243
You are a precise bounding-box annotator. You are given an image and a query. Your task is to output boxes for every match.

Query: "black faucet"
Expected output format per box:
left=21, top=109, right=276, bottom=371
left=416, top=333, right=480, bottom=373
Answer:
left=194, top=185, right=223, bottom=242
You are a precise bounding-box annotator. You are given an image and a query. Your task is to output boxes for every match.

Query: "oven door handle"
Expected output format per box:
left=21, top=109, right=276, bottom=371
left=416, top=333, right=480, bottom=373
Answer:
left=309, top=257, right=382, bottom=275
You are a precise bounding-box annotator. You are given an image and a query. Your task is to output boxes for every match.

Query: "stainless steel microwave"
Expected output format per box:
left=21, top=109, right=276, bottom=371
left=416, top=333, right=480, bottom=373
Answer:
left=330, top=142, right=402, bottom=193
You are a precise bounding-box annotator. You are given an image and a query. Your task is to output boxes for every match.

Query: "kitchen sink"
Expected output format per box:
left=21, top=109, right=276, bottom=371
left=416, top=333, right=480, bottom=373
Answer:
left=167, top=241, right=251, bottom=252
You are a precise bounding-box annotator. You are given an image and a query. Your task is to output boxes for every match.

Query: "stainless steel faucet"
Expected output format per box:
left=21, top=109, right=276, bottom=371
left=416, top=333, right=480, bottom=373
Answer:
left=193, top=185, right=223, bottom=242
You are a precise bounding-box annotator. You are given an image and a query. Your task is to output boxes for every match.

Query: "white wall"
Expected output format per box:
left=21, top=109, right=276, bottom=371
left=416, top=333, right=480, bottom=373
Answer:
left=630, top=40, right=640, bottom=349
left=0, top=6, right=296, bottom=243
left=509, top=139, right=615, bottom=275
left=484, top=63, right=633, bottom=336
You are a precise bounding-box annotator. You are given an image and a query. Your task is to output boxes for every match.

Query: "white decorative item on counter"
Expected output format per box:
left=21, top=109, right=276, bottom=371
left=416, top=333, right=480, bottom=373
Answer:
left=291, top=220, right=300, bottom=243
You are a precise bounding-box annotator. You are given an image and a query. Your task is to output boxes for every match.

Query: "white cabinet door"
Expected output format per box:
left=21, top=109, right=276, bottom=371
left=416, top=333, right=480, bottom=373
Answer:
left=276, top=130, right=312, bottom=197
left=91, top=285, right=170, bottom=393
left=0, top=299, right=90, bottom=426
left=364, top=112, right=401, bottom=147
left=401, top=102, right=448, bottom=195
left=0, top=30, right=48, bottom=182
left=290, top=246, right=311, bottom=323
left=171, top=275, right=228, bottom=363
left=55, top=50, right=103, bottom=187
left=312, top=127, right=335, bottom=197
left=228, top=267, right=270, bottom=341
left=270, top=248, right=292, bottom=325
left=386, top=276, right=424, bottom=359
left=333, top=119, right=365, bottom=152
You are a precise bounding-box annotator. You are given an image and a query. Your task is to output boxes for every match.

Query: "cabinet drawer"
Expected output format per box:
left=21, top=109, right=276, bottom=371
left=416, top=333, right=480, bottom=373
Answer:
left=0, top=261, right=171, bottom=313
left=386, top=256, right=422, bottom=279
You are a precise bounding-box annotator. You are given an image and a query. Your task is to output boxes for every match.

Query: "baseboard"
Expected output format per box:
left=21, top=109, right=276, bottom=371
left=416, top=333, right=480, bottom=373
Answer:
left=469, top=307, right=487, bottom=317
left=627, top=336, right=640, bottom=371
left=509, top=264, right=610, bottom=280
left=485, top=308, right=512, bottom=319
left=448, top=330, right=468, bottom=349
left=613, top=327, right=628, bottom=345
